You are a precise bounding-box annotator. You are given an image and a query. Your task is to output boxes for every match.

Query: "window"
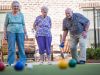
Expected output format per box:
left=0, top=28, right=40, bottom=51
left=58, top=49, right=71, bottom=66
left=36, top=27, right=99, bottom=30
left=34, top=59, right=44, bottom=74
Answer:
left=83, top=10, right=94, bottom=29
left=97, top=10, right=100, bottom=27
left=83, top=9, right=100, bottom=27
left=83, top=9, right=100, bottom=47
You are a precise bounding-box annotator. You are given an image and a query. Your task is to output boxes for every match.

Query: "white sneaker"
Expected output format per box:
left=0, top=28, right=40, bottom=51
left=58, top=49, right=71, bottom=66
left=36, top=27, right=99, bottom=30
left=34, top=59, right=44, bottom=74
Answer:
left=39, top=61, right=43, bottom=65
left=6, top=64, right=14, bottom=67
left=48, top=61, right=52, bottom=65
left=11, top=64, right=14, bottom=67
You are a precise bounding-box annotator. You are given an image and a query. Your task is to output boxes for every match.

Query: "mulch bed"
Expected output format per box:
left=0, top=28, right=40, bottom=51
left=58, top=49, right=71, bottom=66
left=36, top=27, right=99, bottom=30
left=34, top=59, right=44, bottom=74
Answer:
left=86, top=59, right=100, bottom=63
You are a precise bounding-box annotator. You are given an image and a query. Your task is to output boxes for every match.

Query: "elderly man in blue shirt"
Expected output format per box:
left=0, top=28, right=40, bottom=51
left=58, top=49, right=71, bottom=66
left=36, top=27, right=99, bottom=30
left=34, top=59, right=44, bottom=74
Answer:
left=60, top=8, right=90, bottom=64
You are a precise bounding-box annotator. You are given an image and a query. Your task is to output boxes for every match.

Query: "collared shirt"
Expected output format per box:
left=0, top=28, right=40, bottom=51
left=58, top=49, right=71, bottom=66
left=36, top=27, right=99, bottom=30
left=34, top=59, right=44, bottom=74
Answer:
left=4, top=12, right=25, bottom=33
left=34, top=15, right=52, bottom=37
left=63, top=13, right=89, bottom=36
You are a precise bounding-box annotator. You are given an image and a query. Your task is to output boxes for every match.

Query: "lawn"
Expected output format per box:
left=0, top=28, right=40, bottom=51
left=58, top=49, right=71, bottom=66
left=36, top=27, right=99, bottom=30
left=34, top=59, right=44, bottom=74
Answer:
left=0, top=64, right=100, bottom=75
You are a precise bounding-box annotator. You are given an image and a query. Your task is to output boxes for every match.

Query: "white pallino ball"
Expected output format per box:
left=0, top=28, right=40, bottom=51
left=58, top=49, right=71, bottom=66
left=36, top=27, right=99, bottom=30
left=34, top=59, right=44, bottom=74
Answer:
left=27, top=64, right=33, bottom=69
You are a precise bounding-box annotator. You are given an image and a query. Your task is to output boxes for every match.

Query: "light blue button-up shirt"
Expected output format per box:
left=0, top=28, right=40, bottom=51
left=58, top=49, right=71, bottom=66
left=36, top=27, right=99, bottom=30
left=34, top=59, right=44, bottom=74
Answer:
left=4, top=12, right=25, bottom=33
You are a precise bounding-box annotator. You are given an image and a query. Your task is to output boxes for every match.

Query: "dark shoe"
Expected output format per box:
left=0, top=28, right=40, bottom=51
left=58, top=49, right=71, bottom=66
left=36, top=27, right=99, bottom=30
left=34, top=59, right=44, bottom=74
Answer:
left=25, top=63, right=27, bottom=66
left=6, top=64, right=14, bottom=67
left=77, top=60, right=85, bottom=64
left=6, top=64, right=9, bottom=67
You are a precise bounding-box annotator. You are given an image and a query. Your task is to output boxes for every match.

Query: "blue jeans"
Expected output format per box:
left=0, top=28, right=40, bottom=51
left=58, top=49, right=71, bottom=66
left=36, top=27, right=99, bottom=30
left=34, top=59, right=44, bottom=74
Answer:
left=7, top=32, right=26, bottom=65
left=70, top=34, right=87, bottom=61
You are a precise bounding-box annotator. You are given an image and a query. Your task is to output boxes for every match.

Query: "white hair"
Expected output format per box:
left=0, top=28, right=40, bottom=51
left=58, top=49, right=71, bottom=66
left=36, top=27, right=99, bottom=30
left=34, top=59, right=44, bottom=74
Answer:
left=11, top=0, right=21, bottom=10
left=41, top=6, right=48, bottom=12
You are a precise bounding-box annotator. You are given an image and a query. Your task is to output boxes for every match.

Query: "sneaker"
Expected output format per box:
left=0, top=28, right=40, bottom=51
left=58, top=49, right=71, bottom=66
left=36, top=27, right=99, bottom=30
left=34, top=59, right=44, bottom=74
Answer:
left=6, top=64, right=14, bottom=67
left=5, top=64, right=9, bottom=67
left=77, top=60, right=85, bottom=64
left=11, top=64, right=14, bottom=67
left=48, top=61, right=52, bottom=65
left=25, top=63, right=27, bottom=66
left=39, top=61, right=43, bottom=65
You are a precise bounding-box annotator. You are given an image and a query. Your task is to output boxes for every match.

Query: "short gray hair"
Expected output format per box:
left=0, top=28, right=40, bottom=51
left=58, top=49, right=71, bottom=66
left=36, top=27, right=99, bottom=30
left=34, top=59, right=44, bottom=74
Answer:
left=11, top=1, right=21, bottom=9
left=41, top=6, right=48, bottom=13
left=65, top=8, right=73, bottom=13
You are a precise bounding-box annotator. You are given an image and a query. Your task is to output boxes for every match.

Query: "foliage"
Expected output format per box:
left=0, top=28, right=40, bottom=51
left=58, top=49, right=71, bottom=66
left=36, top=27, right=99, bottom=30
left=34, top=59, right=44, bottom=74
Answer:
left=87, top=47, right=100, bottom=60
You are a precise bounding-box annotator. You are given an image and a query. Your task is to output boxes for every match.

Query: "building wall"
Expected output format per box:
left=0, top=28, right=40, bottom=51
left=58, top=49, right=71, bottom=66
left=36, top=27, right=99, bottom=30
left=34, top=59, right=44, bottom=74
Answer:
left=0, top=0, right=83, bottom=50
left=1, top=0, right=100, bottom=49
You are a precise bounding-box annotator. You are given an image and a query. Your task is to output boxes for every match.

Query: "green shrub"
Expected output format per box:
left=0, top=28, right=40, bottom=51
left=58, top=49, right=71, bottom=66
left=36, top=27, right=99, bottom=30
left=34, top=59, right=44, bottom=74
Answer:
left=87, top=48, right=100, bottom=60
left=87, top=48, right=95, bottom=59
left=94, top=48, right=100, bottom=59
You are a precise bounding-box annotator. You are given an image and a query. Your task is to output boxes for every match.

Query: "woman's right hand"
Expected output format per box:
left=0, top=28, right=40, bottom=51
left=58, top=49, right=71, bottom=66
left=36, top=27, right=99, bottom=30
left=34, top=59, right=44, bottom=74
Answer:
left=25, top=33, right=28, bottom=40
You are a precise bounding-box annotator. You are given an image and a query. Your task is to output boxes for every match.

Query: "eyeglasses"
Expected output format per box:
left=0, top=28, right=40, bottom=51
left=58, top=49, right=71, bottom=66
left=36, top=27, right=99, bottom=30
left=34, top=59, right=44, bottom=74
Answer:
left=13, top=6, right=19, bottom=7
left=41, top=11, right=47, bottom=13
left=44, top=12, right=47, bottom=13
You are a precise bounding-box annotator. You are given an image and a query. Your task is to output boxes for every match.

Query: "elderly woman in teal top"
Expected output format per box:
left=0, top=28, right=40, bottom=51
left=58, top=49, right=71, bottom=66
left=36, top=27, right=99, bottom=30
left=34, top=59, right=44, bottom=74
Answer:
left=4, top=1, right=28, bottom=65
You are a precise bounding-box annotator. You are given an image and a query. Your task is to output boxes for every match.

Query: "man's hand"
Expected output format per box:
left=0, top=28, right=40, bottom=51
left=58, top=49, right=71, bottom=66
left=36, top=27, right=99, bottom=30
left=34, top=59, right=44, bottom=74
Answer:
left=59, top=42, right=64, bottom=48
left=82, top=31, right=87, bottom=39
